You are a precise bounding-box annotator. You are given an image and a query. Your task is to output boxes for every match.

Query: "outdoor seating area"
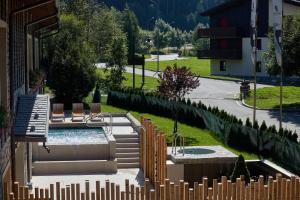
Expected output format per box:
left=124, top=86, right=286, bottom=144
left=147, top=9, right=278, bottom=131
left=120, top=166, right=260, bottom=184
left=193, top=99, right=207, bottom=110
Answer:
left=51, top=103, right=102, bottom=123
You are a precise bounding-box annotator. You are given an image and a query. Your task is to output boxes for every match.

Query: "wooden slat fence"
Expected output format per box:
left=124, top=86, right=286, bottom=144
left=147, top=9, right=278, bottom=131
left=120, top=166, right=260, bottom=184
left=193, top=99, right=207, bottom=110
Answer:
left=140, top=116, right=167, bottom=185
left=6, top=174, right=300, bottom=200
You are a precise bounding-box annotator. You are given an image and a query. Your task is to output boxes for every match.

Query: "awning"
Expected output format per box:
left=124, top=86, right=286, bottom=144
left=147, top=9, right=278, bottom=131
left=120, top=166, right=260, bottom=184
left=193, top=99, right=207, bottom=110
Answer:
left=14, top=95, right=50, bottom=142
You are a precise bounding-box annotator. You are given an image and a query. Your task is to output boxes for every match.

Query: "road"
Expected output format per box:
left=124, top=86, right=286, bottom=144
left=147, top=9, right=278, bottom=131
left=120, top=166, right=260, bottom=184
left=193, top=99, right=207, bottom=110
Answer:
left=145, top=53, right=186, bottom=62
left=124, top=66, right=300, bottom=134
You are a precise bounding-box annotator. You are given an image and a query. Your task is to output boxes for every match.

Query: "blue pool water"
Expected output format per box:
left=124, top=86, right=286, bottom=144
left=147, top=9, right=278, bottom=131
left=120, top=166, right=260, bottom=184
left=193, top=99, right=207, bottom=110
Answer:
left=47, top=128, right=107, bottom=144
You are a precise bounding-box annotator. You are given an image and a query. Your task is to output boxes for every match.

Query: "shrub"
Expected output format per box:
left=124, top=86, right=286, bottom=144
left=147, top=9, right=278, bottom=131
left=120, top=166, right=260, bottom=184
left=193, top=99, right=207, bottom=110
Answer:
left=253, top=120, right=259, bottom=130
left=245, top=118, right=252, bottom=127
left=230, top=155, right=251, bottom=183
left=260, top=121, right=268, bottom=132
left=93, top=83, right=101, bottom=103
left=46, top=14, right=96, bottom=105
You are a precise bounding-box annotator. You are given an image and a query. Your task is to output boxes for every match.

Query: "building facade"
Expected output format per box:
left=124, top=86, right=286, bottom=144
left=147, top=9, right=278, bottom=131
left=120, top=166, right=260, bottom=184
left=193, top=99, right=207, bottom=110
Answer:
left=198, top=0, right=300, bottom=77
left=0, top=1, right=59, bottom=199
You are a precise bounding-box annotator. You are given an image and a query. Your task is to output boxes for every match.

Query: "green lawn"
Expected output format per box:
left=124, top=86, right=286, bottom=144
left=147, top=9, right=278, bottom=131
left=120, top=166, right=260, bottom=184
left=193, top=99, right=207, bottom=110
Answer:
left=123, top=72, right=158, bottom=91
left=96, top=69, right=158, bottom=91
left=135, top=57, right=241, bottom=81
left=245, top=86, right=300, bottom=109
left=98, top=97, right=257, bottom=160
left=145, top=57, right=210, bottom=76
left=143, top=57, right=211, bottom=77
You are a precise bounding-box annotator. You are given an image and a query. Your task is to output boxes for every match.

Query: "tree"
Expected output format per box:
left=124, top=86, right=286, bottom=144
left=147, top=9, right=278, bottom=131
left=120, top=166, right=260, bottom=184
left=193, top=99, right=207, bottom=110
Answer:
left=90, top=7, right=124, bottom=62
left=121, top=6, right=140, bottom=62
left=46, top=14, right=97, bottom=105
left=230, top=155, right=251, bottom=183
left=137, top=29, right=153, bottom=54
left=93, top=83, right=101, bottom=103
left=264, top=15, right=300, bottom=76
left=105, top=32, right=128, bottom=89
left=158, top=64, right=200, bottom=133
left=152, top=19, right=170, bottom=53
left=167, top=28, right=184, bottom=51
left=193, top=24, right=209, bottom=52
left=260, top=121, right=267, bottom=132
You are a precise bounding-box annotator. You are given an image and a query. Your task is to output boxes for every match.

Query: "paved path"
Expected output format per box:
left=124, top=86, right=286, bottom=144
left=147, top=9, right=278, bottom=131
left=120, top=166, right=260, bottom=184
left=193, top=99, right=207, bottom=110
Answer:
left=124, top=66, right=300, bottom=134
left=145, top=53, right=186, bottom=62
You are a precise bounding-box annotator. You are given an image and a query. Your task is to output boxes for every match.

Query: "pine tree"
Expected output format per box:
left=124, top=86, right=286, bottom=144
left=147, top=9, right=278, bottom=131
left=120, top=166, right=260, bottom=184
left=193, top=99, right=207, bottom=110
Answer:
left=230, top=155, right=251, bottom=183
left=260, top=121, right=267, bottom=132
left=93, top=83, right=101, bottom=103
left=253, top=120, right=259, bottom=130
left=245, top=118, right=252, bottom=127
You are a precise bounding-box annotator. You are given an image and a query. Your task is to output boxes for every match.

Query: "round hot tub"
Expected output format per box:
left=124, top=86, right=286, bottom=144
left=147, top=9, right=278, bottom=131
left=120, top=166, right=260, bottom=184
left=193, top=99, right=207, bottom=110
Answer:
left=178, top=148, right=216, bottom=155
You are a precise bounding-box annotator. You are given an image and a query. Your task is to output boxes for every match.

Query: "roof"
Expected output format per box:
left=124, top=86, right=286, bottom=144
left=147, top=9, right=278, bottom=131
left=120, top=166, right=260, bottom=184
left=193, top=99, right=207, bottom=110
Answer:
left=14, top=95, right=50, bottom=142
left=285, top=0, right=300, bottom=6
left=201, top=0, right=300, bottom=16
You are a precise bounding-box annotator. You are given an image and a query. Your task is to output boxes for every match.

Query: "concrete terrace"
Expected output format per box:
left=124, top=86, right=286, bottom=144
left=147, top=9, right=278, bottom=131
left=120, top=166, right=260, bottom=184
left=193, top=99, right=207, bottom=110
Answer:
left=31, top=169, right=145, bottom=191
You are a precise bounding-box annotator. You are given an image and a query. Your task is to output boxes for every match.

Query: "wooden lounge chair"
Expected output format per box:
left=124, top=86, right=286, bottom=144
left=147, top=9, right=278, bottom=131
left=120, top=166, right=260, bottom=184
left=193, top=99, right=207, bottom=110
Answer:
left=72, top=103, right=85, bottom=122
left=51, top=103, right=65, bottom=122
left=90, top=103, right=103, bottom=121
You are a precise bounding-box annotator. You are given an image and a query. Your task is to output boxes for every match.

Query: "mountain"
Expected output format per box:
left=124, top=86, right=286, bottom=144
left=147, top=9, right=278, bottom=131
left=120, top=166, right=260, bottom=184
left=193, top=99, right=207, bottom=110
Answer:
left=98, top=0, right=227, bottom=30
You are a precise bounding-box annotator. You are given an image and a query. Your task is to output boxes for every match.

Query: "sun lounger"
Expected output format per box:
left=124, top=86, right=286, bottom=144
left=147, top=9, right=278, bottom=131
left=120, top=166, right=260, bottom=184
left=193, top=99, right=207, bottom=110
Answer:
left=72, top=103, right=85, bottom=122
left=90, top=103, right=103, bottom=121
left=51, top=103, right=65, bottom=122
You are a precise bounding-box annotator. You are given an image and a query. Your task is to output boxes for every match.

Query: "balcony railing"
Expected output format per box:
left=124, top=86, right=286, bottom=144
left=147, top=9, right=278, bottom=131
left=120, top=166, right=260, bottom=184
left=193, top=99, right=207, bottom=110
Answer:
left=198, top=27, right=240, bottom=38
left=197, top=49, right=242, bottom=59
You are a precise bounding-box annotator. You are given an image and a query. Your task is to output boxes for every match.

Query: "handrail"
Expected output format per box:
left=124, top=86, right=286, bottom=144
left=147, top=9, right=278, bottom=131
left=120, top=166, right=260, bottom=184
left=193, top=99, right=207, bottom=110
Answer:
left=171, top=132, right=185, bottom=156
left=139, top=126, right=147, bottom=178
left=85, top=113, right=113, bottom=135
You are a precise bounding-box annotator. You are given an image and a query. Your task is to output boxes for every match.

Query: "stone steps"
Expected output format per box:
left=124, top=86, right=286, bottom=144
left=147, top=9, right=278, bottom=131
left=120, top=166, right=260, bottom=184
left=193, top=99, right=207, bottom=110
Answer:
left=114, top=133, right=140, bottom=169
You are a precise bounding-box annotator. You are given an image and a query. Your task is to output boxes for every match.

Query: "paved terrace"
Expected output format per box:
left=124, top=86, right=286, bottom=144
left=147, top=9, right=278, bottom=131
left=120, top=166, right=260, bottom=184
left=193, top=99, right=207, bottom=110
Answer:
left=31, top=169, right=145, bottom=191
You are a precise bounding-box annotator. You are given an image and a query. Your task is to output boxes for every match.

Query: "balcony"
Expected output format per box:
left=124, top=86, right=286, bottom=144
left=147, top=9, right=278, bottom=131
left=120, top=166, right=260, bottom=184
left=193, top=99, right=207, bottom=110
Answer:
left=198, top=27, right=240, bottom=38
left=197, top=49, right=242, bottom=59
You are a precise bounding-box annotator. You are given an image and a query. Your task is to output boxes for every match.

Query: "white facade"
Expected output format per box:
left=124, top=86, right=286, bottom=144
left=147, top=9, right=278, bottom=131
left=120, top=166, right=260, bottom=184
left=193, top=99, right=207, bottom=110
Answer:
left=269, top=0, right=300, bottom=25
left=211, top=37, right=269, bottom=77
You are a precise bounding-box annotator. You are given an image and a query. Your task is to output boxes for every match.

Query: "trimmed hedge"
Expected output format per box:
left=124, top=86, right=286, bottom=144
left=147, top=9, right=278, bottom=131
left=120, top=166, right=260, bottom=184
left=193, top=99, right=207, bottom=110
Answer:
left=107, top=89, right=300, bottom=175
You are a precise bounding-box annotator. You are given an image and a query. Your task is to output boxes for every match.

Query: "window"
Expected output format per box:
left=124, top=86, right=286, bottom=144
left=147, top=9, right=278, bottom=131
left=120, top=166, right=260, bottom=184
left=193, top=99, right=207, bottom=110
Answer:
left=256, top=61, right=262, bottom=72
left=257, top=39, right=262, bottom=50
left=220, top=61, right=226, bottom=71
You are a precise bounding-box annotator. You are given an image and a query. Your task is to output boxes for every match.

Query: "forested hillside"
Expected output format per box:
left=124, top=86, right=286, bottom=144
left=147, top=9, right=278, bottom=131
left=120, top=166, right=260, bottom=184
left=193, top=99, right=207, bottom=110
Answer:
left=99, top=0, right=227, bottom=30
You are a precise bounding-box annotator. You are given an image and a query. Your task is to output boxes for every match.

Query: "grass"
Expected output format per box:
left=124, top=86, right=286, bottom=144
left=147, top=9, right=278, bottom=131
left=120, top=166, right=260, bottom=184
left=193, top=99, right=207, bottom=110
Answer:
left=123, top=72, right=159, bottom=91
left=245, top=86, right=300, bottom=109
left=98, top=96, right=258, bottom=160
left=136, top=56, right=241, bottom=81
left=140, top=57, right=211, bottom=76
left=96, top=69, right=159, bottom=91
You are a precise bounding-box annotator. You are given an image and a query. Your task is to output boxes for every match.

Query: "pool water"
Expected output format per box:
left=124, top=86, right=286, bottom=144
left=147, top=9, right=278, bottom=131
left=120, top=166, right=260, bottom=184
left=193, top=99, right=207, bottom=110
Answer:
left=177, top=148, right=215, bottom=155
left=47, top=128, right=107, bottom=144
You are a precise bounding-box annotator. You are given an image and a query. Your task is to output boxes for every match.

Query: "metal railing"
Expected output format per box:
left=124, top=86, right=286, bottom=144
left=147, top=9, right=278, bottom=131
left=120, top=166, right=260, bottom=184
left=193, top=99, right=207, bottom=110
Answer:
left=171, top=132, right=185, bottom=156
left=85, top=113, right=113, bottom=135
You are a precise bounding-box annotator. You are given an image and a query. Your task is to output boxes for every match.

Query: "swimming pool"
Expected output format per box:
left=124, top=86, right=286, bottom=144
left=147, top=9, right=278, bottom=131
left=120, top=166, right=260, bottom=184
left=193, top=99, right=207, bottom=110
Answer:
left=47, top=128, right=107, bottom=144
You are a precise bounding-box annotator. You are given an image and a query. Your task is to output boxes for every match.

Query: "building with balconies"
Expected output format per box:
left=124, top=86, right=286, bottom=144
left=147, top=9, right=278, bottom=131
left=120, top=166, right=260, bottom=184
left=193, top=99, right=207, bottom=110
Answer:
left=198, top=0, right=300, bottom=77
left=0, top=0, right=59, bottom=199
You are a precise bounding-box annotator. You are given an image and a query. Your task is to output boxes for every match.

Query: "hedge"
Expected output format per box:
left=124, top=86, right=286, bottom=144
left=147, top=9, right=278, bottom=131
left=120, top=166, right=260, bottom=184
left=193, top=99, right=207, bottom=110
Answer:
left=107, top=89, right=300, bottom=175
